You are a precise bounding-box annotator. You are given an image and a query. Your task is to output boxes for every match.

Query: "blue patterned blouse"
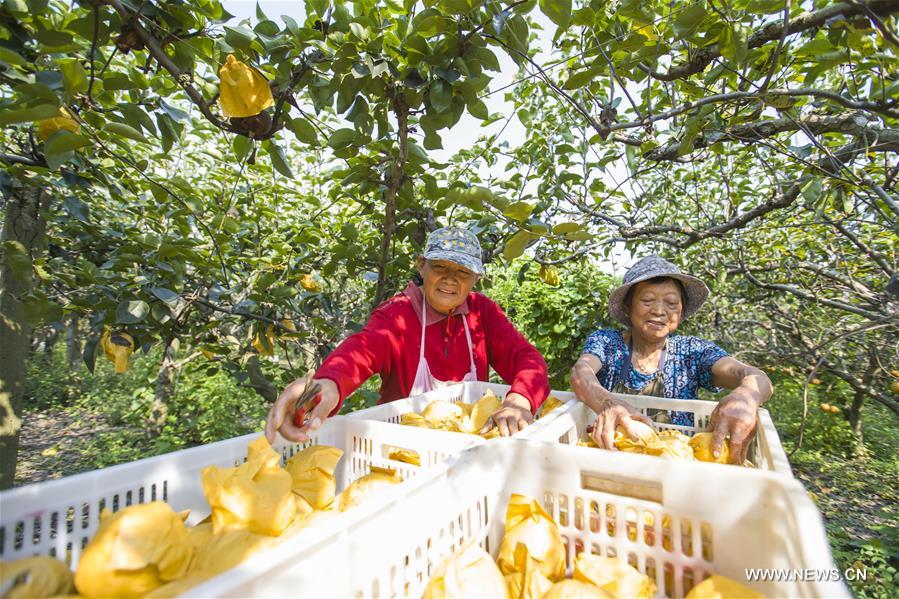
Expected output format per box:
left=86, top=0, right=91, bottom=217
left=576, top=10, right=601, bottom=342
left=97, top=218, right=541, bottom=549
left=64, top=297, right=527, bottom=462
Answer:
left=581, top=330, right=729, bottom=426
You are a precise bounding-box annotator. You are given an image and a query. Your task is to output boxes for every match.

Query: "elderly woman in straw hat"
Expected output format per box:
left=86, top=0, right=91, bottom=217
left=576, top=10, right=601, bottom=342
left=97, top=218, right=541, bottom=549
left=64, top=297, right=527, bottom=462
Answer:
left=570, top=255, right=773, bottom=464
left=266, top=227, right=550, bottom=443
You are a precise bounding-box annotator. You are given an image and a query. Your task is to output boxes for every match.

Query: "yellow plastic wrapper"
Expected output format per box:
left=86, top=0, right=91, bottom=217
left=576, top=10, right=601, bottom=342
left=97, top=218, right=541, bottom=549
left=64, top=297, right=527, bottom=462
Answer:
left=201, top=436, right=296, bottom=536
left=337, top=469, right=402, bottom=512
left=144, top=575, right=209, bottom=599
left=537, top=395, right=564, bottom=419
left=465, top=390, right=502, bottom=433
left=285, top=445, right=344, bottom=509
left=544, top=579, right=612, bottom=598
left=503, top=543, right=553, bottom=599
left=689, top=432, right=730, bottom=464
left=187, top=521, right=215, bottom=553
left=37, top=106, right=80, bottom=141
left=177, top=528, right=277, bottom=587
left=656, top=430, right=695, bottom=461
left=218, top=54, right=273, bottom=118
left=613, top=421, right=661, bottom=454
left=74, top=502, right=194, bottom=598
left=573, top=554, right=654, bottom=599
left=422, top=400, right=466, bottom=424
left=299, top=274, right=320, bottom=292
left=422, top=539, right=508, bottom=599
left=401, top=412, right=436, bottom=429
left=388, top=447, right=421, bottom=466
left=685, top=575, right=766, bottom=599
left=578, top=437, right=598, bottom=448
left=101, top=328, right=135, bottom=373
left=0, top=555, right=75, bottom=599
left=497, top=494, right=566, bottom=582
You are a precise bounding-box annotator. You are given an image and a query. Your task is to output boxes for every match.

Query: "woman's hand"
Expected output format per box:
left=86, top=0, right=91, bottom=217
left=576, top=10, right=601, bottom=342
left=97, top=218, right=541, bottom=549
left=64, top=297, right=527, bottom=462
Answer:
left=481, top=392, right=534, bottom=437
left=590, top=395, right=655, bottom=450
left=265, top=376, right=340, bottom=444
left=709, top=388, right=760, bottom=464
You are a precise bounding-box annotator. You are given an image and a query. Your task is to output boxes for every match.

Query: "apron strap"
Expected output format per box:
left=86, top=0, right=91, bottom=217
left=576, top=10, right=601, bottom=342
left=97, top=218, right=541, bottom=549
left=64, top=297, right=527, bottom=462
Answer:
left=461, top=311, right=477, bottom=377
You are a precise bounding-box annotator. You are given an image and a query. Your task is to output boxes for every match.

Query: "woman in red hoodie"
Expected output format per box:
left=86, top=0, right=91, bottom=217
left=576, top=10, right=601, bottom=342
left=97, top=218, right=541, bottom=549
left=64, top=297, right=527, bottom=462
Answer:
left=265, top=226, right=550, bottom=443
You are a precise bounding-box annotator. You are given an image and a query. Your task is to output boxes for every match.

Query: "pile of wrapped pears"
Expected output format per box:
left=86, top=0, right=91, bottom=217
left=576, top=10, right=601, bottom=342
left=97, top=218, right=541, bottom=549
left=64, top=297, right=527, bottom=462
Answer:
left=579, top=421, right=752, bottom=466
left=401, top=391, right=565, bottom=438
left=0, top=436, right=402, bottom=598
left=423, top=493, right=764, bottom=599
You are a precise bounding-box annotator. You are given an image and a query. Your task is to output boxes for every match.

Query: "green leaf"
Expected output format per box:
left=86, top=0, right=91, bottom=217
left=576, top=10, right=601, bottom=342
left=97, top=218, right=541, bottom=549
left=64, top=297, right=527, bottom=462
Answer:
left=719, top=24, right=749, bottom=64
left=3, top=240, right=32, bottom=283
left=539, top=0, right=571, bottom=30
left=60, top=59, right=87, bottom=95
left=503, top=230, right=534, bottom=261
left=552, top=222, right=580, bottom=234
left=564, top=230, right=592, bottom=241
left=224, top=25, right=255, bottom=50
left=44, top=130, right=91, bottom=154
left=328, top=127, right=357, bottom=150
left=150, top=287, right=180, bottom=305
left=672, top=3, right=706, bottom=36
left=0, top=46, right=27, bottom=66
left=83, top=335, right=99, bottom=373
left=116, top=300, right=150, bottom=324
left=0, top=103, right=60, bottom=126
left=468, top=99, right=489, bottom=120
left=563, top=63, right=603, bottom=90
left=503, top=201, right=534, bottom=221
left=104, top=122, right=148, bottom=143
left=63, top=196, right=89, bottom=222
left=232, top=134, right=252, bottom=160
left=429, top=79, right=452, bottom=113
left=266, top=141, right=294, bottom=178
left=446, top=185, right=494, bottom=210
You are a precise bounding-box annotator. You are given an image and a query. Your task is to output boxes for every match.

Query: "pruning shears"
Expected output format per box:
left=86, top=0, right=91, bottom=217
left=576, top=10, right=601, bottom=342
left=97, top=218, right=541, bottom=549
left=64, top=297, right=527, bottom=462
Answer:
left=291, top=380, right=322, bottom=428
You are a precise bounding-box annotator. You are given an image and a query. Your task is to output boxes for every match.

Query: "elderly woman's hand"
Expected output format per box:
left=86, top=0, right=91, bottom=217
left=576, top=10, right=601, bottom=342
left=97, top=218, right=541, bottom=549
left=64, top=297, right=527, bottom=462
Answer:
left=591, top=395, right=655, bottom=450
left=709, top=388, right=761, bottom=465
left=481, top=392, right=534, bottom=437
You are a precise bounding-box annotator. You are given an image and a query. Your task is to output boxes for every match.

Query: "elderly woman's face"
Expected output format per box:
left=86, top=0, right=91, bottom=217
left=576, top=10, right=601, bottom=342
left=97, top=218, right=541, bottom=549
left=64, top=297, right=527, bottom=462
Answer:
left=417, top=258, right=478, bottom=314
left=627, top=279, right=684, bottom=341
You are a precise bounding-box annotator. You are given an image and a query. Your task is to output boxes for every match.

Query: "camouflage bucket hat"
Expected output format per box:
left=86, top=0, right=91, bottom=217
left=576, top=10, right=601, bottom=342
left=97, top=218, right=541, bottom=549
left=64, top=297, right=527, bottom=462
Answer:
left=609, top=255, right=710, bottom=325
left=422, top=227, right=485, bottom=275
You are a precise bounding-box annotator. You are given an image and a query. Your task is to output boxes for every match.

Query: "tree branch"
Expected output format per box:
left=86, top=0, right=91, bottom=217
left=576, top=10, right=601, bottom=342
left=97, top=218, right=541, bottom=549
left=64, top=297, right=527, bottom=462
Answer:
left=640, top=0, right=899, bottom=81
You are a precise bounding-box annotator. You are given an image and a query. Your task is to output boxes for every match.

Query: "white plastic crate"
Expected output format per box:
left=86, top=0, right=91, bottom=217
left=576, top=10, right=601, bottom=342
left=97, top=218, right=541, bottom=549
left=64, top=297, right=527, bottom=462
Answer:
left=0, top=415, right=472, bottom=571
left=346, top=381, right=575, bottom=440
left=195, top=441, right=846, bottom=598
left=536, top=393, right=793, bottom=477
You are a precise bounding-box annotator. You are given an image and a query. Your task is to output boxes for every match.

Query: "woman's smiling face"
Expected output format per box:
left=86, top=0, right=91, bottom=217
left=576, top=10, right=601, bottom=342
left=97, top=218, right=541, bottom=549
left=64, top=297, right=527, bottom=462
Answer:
left=627, top=278, right=684, bottom=342
left=417, top=258, right=478, bottom=314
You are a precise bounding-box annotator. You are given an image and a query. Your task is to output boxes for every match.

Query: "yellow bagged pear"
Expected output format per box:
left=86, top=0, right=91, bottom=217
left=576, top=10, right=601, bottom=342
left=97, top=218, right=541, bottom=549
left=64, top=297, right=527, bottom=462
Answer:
left=401, top=412, right=436, bottom=429
left=0, top=555, right=74, bottom=599
left=187, top=521, right=215, bottom=553
left=144, top=576, right=209, bottom=599
left=497, top=494, right=566, bottom=582
left=188, top=527, right=278, bottom=579
left=37, top=106, right=80, bottom=141
left=613, top=421, right=661, bottom=454
left=101, top=328, right=135, bottom=373
left=74, top=502, right=194, bottom=598
left=299, top=273, right=320, bottom=292
left=656, top=430, right=695, bottom=461
left=388, top=447, right=421, bottom=466
left=338, top=468, right=402, bottom=512
left=689, top=432, right=730, bottom=464
left=537, top=395, right=564, bottom=419
left=422, top=539, right=508, bottom=599
left=285, top=445, right=344, bottom=509
left=573, top=554, right=654, bottom=599
left=201, top=436, right=296, bottom=535
left=504, top=543, right=553, bottom=599
left=218, top=54, right=274, bottom=118
left=685, top=575, right=766, bottom=599
left=421, top=400, right=465, bottom=424
left=465, top=390, right=502, bottom=434
left=544, top=579, right=612, bottom=598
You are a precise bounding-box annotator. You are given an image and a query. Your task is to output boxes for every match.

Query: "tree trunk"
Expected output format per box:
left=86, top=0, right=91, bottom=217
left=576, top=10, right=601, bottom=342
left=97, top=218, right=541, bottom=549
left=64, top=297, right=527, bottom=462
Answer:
left=149, top=337, right=178, bottom=433
left=66, top=315, right=81, bottom=371
left=845, top=355, right=876, bottom=459
left=0, top=186, right=51, bottom=489
left=42, top=326, right=59, bottom=365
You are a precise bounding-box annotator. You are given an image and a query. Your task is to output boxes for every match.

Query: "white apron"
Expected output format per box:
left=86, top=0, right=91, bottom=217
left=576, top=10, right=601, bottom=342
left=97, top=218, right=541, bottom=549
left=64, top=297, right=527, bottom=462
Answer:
left=409, top=297, right=478, bottom=395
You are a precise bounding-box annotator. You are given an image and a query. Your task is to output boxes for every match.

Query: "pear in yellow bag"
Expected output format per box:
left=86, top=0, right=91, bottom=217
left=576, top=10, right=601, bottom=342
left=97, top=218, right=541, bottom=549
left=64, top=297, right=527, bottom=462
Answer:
left=422, top=539, right=509, bottom=599
left=218, top=54, right=273, bottom=118
left=544, top=579, right=612, bottom=598
left=0, top=555, right=74, bottom=599
left=285, top=445, right=344, bottom=509
left=337, top=468, right=402, bottom=512
left=685, top=575, right=766, bottom=599
left=74, top=502, right=194, bottom=598
left=200, top=436, right=296, bottom=536
left=503, top=543, right=553, bottom=599
left=497, top=494, right=566, bottom=582
left=573, top=554, right=654, bottom=599
left=37, top=106, right=80, bottom=141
